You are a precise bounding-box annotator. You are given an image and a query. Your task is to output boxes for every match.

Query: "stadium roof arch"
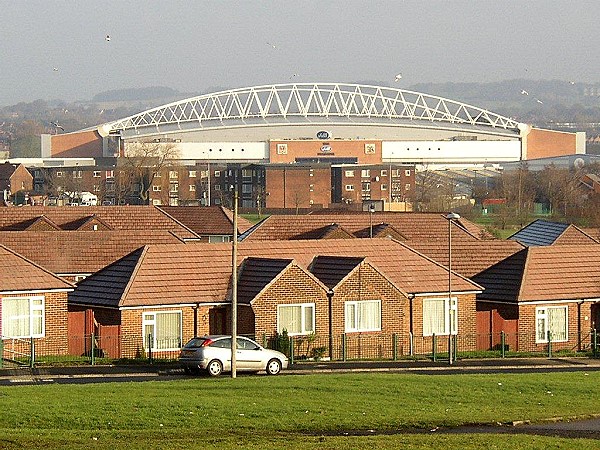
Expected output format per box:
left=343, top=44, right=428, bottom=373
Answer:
left=98, top=83, right=529, bottom=140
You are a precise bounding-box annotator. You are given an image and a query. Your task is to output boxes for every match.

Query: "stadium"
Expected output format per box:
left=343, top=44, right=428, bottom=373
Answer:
left=43, top=82, right=585, bottom=167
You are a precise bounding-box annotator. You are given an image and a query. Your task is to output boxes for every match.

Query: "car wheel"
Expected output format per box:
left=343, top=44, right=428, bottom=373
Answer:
left=207, top=359, right=223, bottom=377
left=266, top=358, right=282, bottom=375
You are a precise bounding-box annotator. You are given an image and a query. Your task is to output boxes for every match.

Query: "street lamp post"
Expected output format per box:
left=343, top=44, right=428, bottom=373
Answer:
left=327, top=289, right=334, bottom=360
left=446, top=212, right=460, bottom=365
left=369, top=203, right=375, bottom=238
left=231, top=188, right=238, bottom=378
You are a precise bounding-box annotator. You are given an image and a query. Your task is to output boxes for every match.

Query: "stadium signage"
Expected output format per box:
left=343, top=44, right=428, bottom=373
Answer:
left=320, top=145, right=332, bottom=153
left=316, top=130, right=331, bottom=139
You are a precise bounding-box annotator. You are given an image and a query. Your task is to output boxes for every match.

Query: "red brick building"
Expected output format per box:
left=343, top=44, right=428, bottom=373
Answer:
left=0, top=244, right=74, bottom=358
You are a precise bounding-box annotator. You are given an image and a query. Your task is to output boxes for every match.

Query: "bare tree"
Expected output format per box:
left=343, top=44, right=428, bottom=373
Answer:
left=118, top=142, right=180, bottom=204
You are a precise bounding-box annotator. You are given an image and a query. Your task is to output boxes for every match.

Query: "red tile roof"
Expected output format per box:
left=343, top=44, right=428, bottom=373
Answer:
left=0, top=206, right=199, bottom=240
left=405, top=240, right=525, bottom=277
left=0, top=244, right=74, bottom=292
left=0, top=230, right=185, bottom=275
left=70, top=239, right=481, bottom=308
left=243, top=213, right=486, bottom=242
left=473, top=244, right=600, bottom=302
left=159, top=206, right=254, bottom=235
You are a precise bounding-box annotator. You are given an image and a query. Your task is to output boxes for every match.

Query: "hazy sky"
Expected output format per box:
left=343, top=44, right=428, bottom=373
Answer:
left=1, top=1, right=598, bottom=106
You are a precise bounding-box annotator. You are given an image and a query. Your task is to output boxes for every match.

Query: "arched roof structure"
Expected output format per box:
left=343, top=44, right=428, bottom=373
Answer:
left=98, top=83, right=526, bottom=139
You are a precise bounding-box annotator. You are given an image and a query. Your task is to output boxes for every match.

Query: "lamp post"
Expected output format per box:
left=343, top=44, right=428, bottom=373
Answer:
left=368, top=203, right=375, bottom=238
left=231, top=187, right=238, bottom=378
left=446, top=212, right=460, bottom=365
left=327, top=288, right=334, bottom=360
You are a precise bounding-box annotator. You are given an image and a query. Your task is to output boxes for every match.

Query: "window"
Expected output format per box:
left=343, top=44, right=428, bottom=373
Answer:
left=72, top=170, right=82, bottom=179
left=170, top=183, right=179, bottom=193
left=93, top=185, right=100, bottom=192
left=536, top=306, right=568, bottom=343
left=345, top=170, right=355, bottom=177
left=200, top=170, right=209, bottom=178
left=405, top=169, right=411, bottom=176
left=1, top=296, right=44, bottom=338
left=93, top=171, right=101, bottom=178
left=152, top=199, right=162, bottom=205
left=56, top=171, right=63, bottom=178
left=405, top=183, right=411, bottom=191
left=242, top=169, right=253, bottom=179
left=242, top=184, right=252, bottom=194
left=345, top=185, right=354, bottom=191
left=189, top=185, right=196, bottom=192
left=214, top=184, right=221, bottom=191
left=345, top=300, right=381, bottom=332
left=392, top=169, right=402, bottom=177
left=189, top=170, right=197, bottom=178
left=142, top=311, right=182, bottom=350
left=154, top=171, right=161, bottom=178
left=361, top=169, right=370, bottom=178
left=277, top=303, right=315, bottom=335
left=381, top=184, right=388, bottom=190
left=208, top=235, right=231, bottom=243
left=152, top=185, right=162, bottom=192
left=214, top=170, right=221, bottom=177
left=169, top=171, right=178, bottom=179
left=106, top=170, right=114, bottom=179
left=422, top=297, right=457, bottom=336
left=362, top=182, right=371, bottom=192
left=380, top=170, right=388, bottom=177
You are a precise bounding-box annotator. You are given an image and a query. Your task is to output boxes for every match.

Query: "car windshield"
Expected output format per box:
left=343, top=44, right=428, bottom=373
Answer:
left=184, top=337, right=210, bottom=348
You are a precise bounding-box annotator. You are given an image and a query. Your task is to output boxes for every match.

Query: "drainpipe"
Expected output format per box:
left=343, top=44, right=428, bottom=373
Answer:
left=408, top=293, right=415, bottom=356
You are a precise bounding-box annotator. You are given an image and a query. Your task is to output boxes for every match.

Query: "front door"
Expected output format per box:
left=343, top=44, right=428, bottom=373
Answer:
left=209, top=308, right=227, bottom=335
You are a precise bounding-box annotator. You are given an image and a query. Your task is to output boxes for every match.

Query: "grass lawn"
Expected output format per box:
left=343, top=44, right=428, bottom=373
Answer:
left=2, top=371, right=600, bottom=449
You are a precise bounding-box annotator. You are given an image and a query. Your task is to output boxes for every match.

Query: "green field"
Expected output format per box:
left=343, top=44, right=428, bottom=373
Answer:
left=2, top=371, right=600, bottom=449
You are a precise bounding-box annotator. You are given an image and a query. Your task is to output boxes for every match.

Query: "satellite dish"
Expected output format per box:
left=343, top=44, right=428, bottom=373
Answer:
left=574, top=157, right=585, bottom=170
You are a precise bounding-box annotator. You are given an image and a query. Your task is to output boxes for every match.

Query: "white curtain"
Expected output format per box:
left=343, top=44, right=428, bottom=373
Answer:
left=155, top=312, right=182, bottom=349
left=358, top=301, right=381, bottom=331
left=279, top=305, right=302, bottom=334
left=548, top=307, right=567, bottom=341
left=423, top=299, right=446, bottom=336
left=2, top=298, right=30, bottom=337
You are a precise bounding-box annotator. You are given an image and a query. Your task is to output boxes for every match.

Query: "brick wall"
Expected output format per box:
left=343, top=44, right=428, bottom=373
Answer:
left=526, top=128, right=577, bottom=160
left=50, top=130, right=104, bottom=158
left=517, top=301, right=592, bottom=352
left=265, top=166, right=331, bottom=208
left=1, top=291, right=69, bottom=357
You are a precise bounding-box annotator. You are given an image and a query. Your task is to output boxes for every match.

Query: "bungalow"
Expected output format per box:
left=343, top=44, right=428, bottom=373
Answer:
left=1, top=244, right=74, bottom=359
left=68, top=239, right=482, bottom=359
left=472, top=244, right=600, bottom=352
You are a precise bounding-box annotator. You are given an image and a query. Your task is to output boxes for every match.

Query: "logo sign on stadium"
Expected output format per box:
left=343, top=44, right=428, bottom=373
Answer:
left=320, top=145, right=332, bottom=153
left=316, top=130, right=331, bottom=140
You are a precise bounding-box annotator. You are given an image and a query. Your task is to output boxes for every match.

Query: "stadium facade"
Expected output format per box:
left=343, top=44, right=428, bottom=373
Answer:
left=42, top=83, right=585, bottom=166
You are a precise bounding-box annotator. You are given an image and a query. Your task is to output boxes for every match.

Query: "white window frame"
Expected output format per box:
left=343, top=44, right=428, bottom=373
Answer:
left=189, top=184, right=196, bottom=192
left=536, top=305, right=568, bottom=343
left=169, top=171, right=178, bottom=179
left=142, top=310, right=182, bottom=351
left=345, top=300, right=381, bottom=333
left=277, top=303, right=315, bottom=336
left=1, top=296, right=45, bottom=338
left=345, top=184, right=354, bottom=191
left=188, top=170, right=197, bottom=178
left=345, top=170, right=355, bottom=177
left=361, top=169, right=370, bottom=178
left=422, top=297, right=457, bottom=336
left=93, top=171, right=101, bottom=178
left=106, top=170, right=114, bottom=179
left=152, top=185, right=161, bottom=192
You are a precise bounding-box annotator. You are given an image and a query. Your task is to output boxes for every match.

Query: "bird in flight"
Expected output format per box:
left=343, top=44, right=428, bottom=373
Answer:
left=53, top=67, right=59, bottom=72
left=520, top=89, right=529, bottom=95
left=290, top=73, right=299, bottom=79
left=50, top=121, right=64, bottom=131
left=394, top=73, right=402, bottom=82
left=535, top=98, right=543, bottom=104
left=266, top=41, right=277, bottom=49
left=105, top=35, right=111, bottom=42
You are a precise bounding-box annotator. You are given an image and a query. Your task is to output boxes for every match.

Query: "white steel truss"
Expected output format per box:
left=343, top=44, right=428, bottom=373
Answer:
left=101, top=83, right=522, bottom=135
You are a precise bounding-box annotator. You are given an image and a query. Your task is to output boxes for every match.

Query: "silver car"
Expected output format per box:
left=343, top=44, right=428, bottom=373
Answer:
left=179, top=335, right=289, bottom=376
